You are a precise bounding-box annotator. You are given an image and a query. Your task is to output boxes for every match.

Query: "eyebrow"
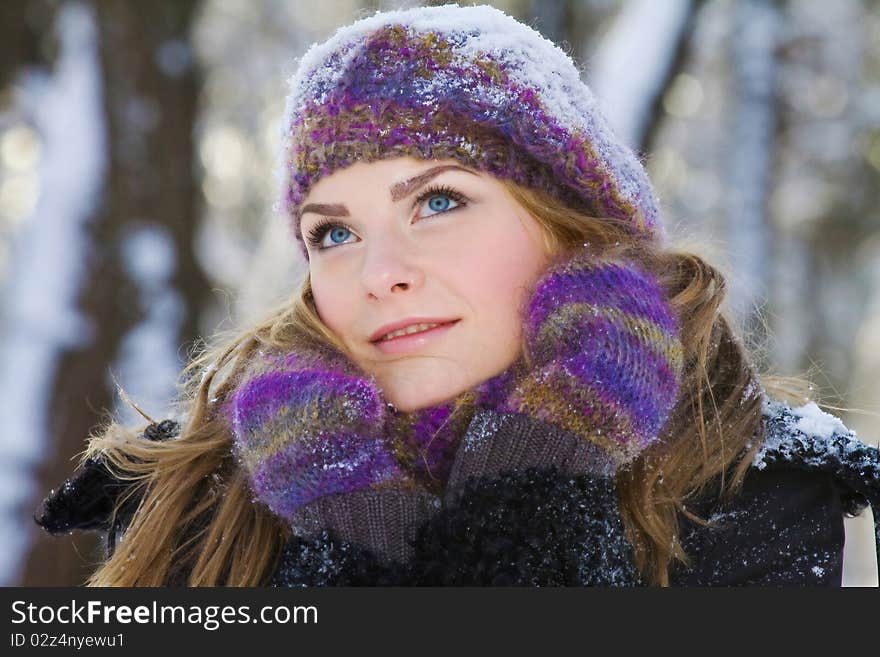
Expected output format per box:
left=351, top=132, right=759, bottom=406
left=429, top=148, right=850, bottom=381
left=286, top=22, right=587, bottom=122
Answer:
left=298, top=164, right=479, bottom=221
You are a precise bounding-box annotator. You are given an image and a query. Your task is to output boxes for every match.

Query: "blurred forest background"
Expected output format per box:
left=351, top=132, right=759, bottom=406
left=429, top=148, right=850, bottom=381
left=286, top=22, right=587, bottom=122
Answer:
left=1, top=0, right=878, bottom=586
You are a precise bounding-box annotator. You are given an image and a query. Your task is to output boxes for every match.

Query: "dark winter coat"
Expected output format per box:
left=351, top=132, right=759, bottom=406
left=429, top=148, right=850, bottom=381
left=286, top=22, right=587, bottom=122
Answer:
left=35, top=398, right=880, bottom=586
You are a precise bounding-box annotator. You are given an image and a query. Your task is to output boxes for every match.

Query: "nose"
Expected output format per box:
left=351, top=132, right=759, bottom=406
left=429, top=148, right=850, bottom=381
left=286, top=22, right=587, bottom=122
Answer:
left=360, top=234, right=424, bottom=300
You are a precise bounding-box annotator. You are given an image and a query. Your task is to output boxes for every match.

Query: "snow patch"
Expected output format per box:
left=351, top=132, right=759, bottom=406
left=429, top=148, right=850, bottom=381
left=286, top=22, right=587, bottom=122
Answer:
left=789, top=401, right=851, bottom=439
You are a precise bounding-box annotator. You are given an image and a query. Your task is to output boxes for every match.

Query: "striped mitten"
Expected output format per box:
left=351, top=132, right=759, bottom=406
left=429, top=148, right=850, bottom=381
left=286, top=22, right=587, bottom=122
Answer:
left=446, top=246, right=685, bottom=494
left=226, top=343, right=438, bottom=564
left=420, top=247, right=683, bottom=585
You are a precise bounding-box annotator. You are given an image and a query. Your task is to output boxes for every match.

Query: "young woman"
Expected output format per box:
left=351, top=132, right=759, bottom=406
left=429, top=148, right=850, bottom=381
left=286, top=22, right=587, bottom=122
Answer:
left=36, top=4, right=880, bottom=586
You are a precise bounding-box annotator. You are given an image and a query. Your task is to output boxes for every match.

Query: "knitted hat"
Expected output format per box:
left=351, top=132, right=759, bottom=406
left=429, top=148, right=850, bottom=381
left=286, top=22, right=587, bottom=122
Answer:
left=278, top=3, right=664, bottom=259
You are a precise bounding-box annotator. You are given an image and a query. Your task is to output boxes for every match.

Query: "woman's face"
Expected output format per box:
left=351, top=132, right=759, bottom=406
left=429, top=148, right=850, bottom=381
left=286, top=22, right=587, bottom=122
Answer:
left=300, top=156, right=552, bottom=412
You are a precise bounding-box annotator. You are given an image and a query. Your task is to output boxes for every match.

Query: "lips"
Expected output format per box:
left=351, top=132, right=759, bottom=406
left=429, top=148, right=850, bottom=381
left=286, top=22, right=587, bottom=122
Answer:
left=369, top=317, right=460, bottom=343
left=370, top=319, right=460, bottom=354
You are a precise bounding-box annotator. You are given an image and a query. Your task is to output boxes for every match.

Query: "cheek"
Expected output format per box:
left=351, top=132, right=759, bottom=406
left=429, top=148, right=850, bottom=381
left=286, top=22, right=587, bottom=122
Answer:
left=457, top=228, right=548, bottom=328
left=310, top=276, right=352, bottom=336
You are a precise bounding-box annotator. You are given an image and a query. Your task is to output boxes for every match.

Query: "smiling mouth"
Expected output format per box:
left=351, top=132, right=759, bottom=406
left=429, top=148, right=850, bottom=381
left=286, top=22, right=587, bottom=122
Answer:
left=374, top=320, right=458, bottom=342
left=370, top=319, right=460, bottom=353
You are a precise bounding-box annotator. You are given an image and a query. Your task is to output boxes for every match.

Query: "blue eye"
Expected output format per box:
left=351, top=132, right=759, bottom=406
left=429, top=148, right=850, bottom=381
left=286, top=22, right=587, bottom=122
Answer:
left=304, top=219, right=356, bottom=250
left=328, top=226, right=352, bottom=245
left=425, top=194, right=453, bottom=213
left=415, top=184, right=466, bottom=218
left=304, top=183, right=469, bottom=252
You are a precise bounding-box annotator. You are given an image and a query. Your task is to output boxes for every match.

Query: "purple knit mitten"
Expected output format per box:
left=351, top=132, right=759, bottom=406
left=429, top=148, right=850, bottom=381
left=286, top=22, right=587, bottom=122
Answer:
left=446, top=246, right=685, bottom=495
left=226, top=343, right=438, bottom=564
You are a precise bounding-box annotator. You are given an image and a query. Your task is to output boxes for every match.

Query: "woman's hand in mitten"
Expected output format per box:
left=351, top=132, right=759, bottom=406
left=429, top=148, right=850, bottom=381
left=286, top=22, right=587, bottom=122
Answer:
left=422, top=247, right=683, bottom=585
left=226, top=343, right=438, bottom=565
left=443, top=245, right=685, bottom=491
left=34, top=420, right=180, bottom=553
left=503, top=245, right=684, bottom=476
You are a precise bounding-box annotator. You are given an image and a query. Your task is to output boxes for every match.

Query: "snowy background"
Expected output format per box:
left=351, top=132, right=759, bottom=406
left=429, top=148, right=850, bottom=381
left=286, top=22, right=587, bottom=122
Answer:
left=1, top=0, right=878, bottom=586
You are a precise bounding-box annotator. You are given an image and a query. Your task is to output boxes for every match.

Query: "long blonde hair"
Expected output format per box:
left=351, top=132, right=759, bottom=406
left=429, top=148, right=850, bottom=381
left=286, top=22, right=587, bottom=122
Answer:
left=85, top=179, right=820, bottom=586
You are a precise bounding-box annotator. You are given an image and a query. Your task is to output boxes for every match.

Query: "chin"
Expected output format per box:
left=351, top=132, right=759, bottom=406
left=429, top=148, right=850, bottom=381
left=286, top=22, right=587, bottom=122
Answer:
left=385, top=383, right=464, bottom=413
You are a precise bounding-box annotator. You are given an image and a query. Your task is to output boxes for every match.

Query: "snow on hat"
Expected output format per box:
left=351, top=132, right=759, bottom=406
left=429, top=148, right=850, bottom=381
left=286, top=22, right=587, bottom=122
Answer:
left=277, top=3, right=664, bottom=259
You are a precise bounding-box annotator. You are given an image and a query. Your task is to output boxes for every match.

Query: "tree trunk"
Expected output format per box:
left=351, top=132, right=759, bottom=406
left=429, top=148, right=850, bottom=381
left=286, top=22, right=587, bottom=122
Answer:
left=724, top=0, right=781, bottom=355
left=19, top=0, right=207, bottom=586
